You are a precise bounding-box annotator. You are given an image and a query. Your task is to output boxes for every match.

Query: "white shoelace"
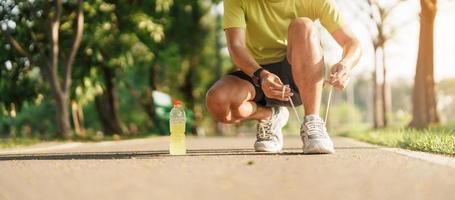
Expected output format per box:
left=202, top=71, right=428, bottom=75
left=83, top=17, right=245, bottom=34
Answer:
left=282, top=85, right=301, bottom=123
left=282, top=84, right=333, bottom=124
left=324, top=86, right=333, bottom=122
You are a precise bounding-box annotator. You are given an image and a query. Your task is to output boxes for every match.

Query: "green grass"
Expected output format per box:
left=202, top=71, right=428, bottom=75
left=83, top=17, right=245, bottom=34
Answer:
left=0, top=137, right=44, bottom=148
left=338, top=127, right=455, bottom=156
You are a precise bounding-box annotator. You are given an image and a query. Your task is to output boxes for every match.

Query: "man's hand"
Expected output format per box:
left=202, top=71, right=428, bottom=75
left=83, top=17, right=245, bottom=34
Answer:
left=326, top=62, right=351, bottom=90
left=260, top=71, right=293, bottom=101
left=328, top=27, right=362, bottom=90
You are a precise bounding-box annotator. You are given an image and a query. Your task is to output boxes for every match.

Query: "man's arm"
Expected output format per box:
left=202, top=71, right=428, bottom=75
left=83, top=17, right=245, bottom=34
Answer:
left=225, top=28, right=292, bottom=101
left=225, top=28, right=261, bottom=77
left=327, top=27, right=362, bottom=90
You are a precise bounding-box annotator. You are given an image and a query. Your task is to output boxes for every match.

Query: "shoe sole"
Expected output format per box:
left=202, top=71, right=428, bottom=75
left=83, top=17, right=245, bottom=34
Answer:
left=302, top=139, right=335, bottom=154
left=254, top=145, right=282, bottom=153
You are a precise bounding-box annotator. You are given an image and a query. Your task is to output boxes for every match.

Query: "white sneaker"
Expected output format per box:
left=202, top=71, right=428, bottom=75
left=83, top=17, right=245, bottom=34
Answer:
left=254, top=107, right=289, bottom=152
left=300, top=115, right=335, bottom=154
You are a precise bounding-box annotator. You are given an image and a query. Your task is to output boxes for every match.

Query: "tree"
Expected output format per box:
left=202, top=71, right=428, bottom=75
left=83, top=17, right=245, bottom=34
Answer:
left=0, top=0, right=225, bottom=137
left=126, top=0, right=216, bottom=135
left=0, top=48, right=42, bottom=136
left=409, top=0, right=439, bottom=129
left=122, top=0, right=172, bottom=133
left=348, top=0, right=410, bottom=128
left=62, top=0, right=165, bottom=135
left=170, top=0, right=211, bottom=135
left=0, top=44, right=42, bottom=114
left=1, top=0, right=84, bottom=138
left=74, top=0, right=138, bottom=135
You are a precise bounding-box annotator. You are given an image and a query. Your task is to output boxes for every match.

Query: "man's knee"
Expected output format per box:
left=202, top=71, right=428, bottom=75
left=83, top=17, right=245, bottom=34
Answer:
left=205, top=87, right=236, bottom=123
left=288, top=17, right=316, bottom=37
left=287, top=17, right=322, bottom=65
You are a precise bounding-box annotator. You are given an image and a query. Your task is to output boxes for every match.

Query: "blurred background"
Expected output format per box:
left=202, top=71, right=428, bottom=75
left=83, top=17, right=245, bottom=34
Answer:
left=0, top=0, right=454, bottom=143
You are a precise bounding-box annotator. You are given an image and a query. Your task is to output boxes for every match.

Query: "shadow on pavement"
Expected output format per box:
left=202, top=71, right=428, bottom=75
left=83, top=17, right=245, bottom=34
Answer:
left=0, top=147, right=380, bottom=161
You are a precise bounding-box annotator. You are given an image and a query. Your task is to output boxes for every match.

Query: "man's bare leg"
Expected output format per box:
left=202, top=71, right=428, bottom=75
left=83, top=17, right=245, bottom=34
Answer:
left=206, top=76, right=271, bottom=124
left=206, top=75, right=289, bottom=152
left=287, top=17, right=335, bottom=154
left=287, top=18, right=324, bottom=116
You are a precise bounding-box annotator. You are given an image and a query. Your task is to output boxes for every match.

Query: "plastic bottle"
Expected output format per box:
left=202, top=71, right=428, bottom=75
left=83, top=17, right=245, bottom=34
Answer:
left=169, top=100, right=186, bottom=155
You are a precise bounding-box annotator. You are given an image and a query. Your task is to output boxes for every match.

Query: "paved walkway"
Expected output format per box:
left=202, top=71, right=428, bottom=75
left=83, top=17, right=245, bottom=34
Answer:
left=0, top=136, right=454, bottom=200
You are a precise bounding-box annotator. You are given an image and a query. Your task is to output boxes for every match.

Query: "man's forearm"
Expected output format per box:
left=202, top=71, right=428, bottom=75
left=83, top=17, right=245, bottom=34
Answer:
left=339, top=38, right=362, bottom=70
left=228, top=45, right=262, bottom=77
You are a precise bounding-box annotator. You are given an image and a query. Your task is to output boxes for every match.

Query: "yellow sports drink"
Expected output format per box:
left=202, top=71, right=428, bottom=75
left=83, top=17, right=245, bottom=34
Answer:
left=170, top=121, right=186, bottom=155
left=169, top=100, right=186, bottom=155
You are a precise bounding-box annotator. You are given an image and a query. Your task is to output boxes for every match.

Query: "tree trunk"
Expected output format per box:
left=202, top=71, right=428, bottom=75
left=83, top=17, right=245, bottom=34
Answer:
left=150, top=63, right=158, bottom=91
left=44, top=61, right=72, bottom=139
left=410, top=0, right=439, bottom=129
left=94, top=67, right=126, bottom=135
left=55, top=91, right=72, bottom=138
left=71, top=100, right=86, bottom=137
left=49, top=0, right=83, bottom=138
left=381, top=47, right=391, bottom=127
left=373, top=47, right=385, bottom=128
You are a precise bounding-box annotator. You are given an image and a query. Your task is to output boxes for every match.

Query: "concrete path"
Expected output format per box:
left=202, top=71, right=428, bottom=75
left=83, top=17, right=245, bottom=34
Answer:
left=0, top=136, right=454, bottom=200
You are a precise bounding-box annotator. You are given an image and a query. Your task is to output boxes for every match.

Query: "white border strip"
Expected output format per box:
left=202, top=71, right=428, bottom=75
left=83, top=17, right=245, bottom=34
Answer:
left=344, top=138, right=455, bottom=168
left=381, top=147, right=455, bottom=168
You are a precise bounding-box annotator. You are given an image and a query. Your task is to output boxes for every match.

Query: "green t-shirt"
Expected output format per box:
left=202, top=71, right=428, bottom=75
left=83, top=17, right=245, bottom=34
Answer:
left=223, top=0, right=344, bottom=65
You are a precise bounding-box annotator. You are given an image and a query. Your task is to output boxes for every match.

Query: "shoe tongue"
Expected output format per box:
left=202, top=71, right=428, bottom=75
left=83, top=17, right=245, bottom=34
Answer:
left=304, top=115, right=322, bottom=122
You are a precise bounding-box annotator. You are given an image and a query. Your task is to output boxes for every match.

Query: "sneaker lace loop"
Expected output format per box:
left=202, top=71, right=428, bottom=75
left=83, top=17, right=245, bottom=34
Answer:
left=257, top=120, right=273, bottom=140
left=305, top=120, right=325, bottom=136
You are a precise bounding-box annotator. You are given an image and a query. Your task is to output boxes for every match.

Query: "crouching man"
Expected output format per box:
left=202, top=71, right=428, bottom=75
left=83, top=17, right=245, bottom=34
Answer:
left=206, top=0, right=361, bottom=153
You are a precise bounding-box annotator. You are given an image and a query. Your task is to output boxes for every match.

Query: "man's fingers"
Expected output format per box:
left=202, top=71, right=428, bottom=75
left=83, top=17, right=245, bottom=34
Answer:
left=330, top=76, right=339, bottom=84
left=262, top=78, right=293, bottom=100
left=330, top=65, right=340, bottom=74
left=326, top=76, right=349, bottom=90
left=273, top=76, right=284, bottom=85
left=266, top=74, right=285, bottom=89
left=270, top=88, right=292, bottom=97
left=265, top=90, right=292, bottom=101
left=274, top=86, right=291, bottom=93
left=280, top=85, right=293, bottom=99
left=327, top=63, right=351, bottom=90
left=331, top=71, right=346, bottom=79
left=328, top=69, right=348, bottom=81
left=329, top=79, right=343, bottom=90
left=262, top=79, right=282, bottom=89
left=269, top=90, right=292, bottom=98
left=267, top=81, right=284, bottom=90
left=332, top=78, right=349, bottom=90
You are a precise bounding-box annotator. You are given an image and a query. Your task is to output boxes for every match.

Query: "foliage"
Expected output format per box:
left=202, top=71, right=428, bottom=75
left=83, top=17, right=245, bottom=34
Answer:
left=0, top=0, right=447, bottom=140
left=0, top=0, right=225, bottom=137
left=328, top=102, right=364, bottom=130
left=0, top=0, right=46, bottom=112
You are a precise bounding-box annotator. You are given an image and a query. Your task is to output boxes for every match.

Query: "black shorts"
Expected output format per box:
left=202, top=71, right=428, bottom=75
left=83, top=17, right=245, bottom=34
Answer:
left=228, top=59, right=302, bottom=107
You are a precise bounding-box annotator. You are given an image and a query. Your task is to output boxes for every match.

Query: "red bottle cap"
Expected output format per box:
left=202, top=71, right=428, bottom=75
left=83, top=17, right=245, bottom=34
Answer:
left=173, top=100, right=183, bottom=107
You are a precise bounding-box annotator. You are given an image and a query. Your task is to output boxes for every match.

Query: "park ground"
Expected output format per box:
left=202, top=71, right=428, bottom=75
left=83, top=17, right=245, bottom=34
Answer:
left=0, top=136, right=454, bottom=200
